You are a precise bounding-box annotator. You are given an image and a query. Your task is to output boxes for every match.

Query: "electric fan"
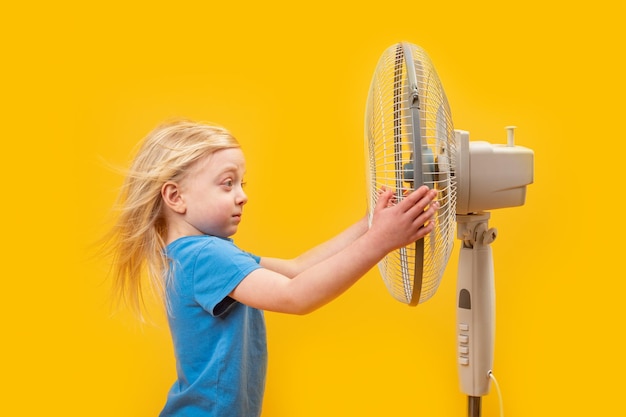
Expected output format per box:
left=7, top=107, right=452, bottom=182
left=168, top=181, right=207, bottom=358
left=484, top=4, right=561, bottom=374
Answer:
left=365, top=42, right=534, bottom=416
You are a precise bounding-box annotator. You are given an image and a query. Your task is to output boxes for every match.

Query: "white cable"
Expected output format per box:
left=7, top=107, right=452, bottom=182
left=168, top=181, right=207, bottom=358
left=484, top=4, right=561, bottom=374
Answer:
left=488, top=371, right=504, bottom=417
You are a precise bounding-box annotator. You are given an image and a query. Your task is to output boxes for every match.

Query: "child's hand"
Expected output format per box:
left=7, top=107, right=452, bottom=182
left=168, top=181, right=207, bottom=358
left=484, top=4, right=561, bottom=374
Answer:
left=377, top=186, right=398, bottom=207
left=369, top=185, right=439, bottom=252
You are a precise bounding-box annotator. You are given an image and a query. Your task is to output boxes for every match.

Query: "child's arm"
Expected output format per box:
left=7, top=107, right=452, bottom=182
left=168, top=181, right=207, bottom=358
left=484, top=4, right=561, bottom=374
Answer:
left=259, top=215, right=369, bottom=278
left=231, top=186, right=438, bottom=315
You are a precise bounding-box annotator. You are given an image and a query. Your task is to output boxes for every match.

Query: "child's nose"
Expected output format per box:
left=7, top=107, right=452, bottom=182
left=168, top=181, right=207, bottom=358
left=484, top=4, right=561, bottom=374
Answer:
left=237, top=189, right=248, bottom=205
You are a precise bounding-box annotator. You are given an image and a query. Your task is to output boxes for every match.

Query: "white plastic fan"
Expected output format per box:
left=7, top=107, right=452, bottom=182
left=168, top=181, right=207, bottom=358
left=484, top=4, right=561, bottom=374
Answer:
left=365, top=42, right=534, bottom=416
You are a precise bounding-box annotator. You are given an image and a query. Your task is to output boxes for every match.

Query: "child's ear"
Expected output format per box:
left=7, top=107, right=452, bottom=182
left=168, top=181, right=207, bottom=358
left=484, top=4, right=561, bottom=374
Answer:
left=161, top=182, right=186, bottom=214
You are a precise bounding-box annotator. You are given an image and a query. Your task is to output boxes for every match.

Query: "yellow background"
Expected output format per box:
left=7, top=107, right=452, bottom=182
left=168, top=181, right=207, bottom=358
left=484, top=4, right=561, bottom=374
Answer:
left=2, top=1, right=624, bottom=415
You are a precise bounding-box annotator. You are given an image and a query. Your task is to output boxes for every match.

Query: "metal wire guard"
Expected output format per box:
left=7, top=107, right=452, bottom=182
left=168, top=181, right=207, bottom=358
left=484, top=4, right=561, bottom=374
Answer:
left=365, top=42, right=457, bottom=305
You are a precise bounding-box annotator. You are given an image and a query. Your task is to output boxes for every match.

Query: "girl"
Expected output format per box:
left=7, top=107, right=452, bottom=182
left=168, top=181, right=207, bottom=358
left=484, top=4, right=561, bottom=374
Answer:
left=106, top=119, right=439, bottom=417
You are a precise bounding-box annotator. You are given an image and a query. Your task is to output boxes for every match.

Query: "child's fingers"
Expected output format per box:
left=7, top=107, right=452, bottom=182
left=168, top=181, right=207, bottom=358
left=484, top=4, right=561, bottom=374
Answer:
left=374, top=188, right=394, bottom=213
left=412, top=203, right=439, bottom=238
left=401, top=186, right=437, bottom=214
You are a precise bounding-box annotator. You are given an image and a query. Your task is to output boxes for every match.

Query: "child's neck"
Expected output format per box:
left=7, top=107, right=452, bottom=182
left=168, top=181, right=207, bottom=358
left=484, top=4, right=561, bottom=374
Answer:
left=165, top=217, right=202, bottom=245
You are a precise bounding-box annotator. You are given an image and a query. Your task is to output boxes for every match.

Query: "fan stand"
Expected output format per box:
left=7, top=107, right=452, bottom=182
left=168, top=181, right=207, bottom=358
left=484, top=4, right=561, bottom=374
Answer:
left=468, top=396, right=482, bottom=417
left=456, top=213, right=497, bottom=417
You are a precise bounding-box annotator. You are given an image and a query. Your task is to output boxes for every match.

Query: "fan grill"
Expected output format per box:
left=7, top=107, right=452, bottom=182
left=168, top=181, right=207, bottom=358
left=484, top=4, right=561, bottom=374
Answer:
left=365, top=43, right=457, bottom=305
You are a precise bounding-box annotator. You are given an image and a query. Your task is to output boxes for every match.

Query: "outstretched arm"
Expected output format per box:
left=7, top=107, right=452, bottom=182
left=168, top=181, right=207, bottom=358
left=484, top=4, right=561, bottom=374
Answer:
left=230, top=186, right=439, bottom=315
left=259, top=215, right=369, bottom=278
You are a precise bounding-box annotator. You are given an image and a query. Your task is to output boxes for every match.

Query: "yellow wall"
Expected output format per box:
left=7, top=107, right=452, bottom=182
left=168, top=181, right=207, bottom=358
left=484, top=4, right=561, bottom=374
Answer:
left=2, top=1, right=624, bottom=415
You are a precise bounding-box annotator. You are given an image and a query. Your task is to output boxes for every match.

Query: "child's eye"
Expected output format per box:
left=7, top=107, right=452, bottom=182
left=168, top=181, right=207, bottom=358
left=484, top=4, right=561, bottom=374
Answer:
left=222, top=178, right=245, bottom=190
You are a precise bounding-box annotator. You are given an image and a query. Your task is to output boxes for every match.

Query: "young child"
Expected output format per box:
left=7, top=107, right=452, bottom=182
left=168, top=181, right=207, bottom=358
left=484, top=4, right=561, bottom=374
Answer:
left=106, top=119, right=439, bottom=417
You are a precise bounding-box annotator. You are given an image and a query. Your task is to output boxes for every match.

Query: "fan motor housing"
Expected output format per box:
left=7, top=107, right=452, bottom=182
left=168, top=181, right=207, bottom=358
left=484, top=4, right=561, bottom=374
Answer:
left=455, top=130, right=534, bottom=214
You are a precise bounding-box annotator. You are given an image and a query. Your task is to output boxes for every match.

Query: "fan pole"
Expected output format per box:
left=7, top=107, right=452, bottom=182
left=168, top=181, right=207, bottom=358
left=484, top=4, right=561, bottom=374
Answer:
left=456, top=213, right=497, bottom=417
left=468, top=396, right=481, bottom=417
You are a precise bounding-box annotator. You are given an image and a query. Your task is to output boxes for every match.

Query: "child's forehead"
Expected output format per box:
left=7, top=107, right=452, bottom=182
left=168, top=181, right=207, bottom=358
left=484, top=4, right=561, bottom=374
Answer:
left=194, top=147, right=246, bottom=173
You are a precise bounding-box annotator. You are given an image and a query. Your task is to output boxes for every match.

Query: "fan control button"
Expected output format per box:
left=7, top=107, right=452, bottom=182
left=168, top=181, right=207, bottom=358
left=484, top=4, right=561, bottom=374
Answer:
left=459, top=323, right=469, bottom=331
left=459, top=334, right=469, bottom=344
left=459, top=346, right=469, bottom=355
left=459, top=357, right=469, bottom=366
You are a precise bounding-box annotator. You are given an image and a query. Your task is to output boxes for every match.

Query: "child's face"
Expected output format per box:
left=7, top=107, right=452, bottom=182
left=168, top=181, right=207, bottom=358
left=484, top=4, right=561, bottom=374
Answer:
left=179, top=147, right=248, bottom=238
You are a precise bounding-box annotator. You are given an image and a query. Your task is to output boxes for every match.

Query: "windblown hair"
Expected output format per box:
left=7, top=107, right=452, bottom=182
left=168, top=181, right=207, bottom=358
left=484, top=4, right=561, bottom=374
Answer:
left=104, top=120, right=241, bottom=320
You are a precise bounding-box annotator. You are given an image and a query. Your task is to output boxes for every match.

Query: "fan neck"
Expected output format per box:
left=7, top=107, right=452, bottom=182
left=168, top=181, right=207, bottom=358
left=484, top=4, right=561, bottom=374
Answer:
left=456, top=213, right=497, bottom=249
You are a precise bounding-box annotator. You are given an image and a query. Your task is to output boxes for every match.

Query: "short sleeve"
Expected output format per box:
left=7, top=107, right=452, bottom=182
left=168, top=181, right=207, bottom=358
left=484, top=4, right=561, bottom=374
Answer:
left=191, top=238, right=262, bottom=317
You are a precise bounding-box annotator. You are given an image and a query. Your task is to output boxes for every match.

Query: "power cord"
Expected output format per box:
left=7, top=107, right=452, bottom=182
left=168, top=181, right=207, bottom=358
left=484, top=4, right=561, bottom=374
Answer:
left=488, top=371, right=504, bottom=417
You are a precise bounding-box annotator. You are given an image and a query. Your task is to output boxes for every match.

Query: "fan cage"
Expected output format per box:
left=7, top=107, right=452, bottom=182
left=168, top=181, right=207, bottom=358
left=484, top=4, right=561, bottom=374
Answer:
left=365, top=43, right=457, bottom=305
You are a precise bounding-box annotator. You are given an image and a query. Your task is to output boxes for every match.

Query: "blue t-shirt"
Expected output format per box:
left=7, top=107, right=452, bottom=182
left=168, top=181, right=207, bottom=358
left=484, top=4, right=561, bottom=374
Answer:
left=160, top=235, right=266, bottom=417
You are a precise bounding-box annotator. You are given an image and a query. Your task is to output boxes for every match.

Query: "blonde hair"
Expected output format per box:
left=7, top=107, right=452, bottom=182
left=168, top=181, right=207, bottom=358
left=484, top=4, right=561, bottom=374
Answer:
left=104, top=119, right=241, bottom=320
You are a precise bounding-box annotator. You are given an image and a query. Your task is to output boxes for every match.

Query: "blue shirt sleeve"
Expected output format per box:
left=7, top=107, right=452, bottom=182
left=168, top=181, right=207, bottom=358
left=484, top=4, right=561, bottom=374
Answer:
left=190, top=237, right=262, bottom=317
